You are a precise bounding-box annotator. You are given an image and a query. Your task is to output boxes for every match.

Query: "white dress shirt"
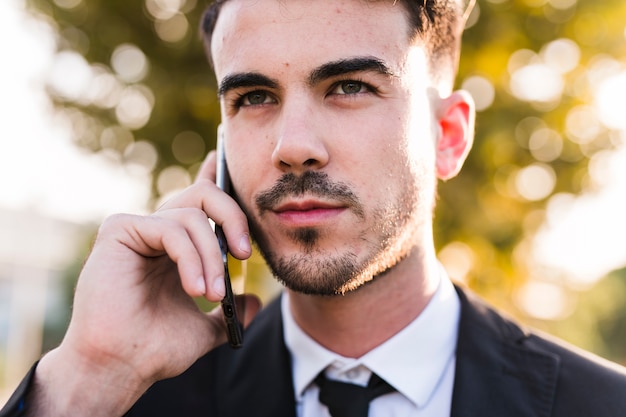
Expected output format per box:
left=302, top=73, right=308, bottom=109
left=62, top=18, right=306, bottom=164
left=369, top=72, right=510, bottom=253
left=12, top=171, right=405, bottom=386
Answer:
left=282, top=270, right=461, bottom=417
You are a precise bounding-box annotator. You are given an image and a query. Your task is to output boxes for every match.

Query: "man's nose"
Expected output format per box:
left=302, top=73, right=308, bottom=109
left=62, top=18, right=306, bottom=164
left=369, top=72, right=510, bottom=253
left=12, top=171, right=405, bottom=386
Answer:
left=271, top=97, right=329, bottom=173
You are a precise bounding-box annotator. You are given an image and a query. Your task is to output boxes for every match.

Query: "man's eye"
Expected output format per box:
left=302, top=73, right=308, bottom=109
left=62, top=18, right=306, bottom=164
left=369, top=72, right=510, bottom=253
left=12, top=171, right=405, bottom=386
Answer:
left=240, top=91, right=273, bottom=106
left=332, top=81, right=367, bottom=95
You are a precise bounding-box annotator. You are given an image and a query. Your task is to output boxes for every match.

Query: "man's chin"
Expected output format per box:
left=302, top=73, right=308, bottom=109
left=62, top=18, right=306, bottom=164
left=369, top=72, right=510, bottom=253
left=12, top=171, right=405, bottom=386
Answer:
left=262, top=250, right=360, bottom=296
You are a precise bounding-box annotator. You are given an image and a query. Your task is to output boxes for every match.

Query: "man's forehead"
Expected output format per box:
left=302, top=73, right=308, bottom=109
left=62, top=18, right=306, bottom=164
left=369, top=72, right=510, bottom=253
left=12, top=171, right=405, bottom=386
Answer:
left=210, top=0, right=414, bottom=81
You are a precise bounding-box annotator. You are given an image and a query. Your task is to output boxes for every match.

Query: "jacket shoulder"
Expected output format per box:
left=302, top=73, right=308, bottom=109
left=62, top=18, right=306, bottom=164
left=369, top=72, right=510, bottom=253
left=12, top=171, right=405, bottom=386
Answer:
left=526, top=327, right=626, bottom=415
left=454, top=285, right=626, bottom=417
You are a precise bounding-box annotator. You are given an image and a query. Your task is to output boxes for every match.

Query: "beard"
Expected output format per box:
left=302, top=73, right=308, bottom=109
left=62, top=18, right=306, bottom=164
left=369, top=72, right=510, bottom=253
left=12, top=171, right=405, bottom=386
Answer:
left=245, top=170, right=429, bottom=296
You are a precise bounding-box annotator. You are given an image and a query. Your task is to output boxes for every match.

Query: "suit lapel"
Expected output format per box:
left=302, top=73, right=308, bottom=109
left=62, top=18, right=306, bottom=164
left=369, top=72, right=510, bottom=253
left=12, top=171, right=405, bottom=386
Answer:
left=450, top=286, right=560, bottom=417
left=213, top=285, right=562, bottom=417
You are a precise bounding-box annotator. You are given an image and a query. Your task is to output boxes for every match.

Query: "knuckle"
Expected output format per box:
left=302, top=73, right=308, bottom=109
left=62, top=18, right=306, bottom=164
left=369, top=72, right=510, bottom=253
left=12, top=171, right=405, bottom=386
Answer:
left=97, top=213, right=134, bottom=236
left=162, top=207, right=209, bottom=224
left=187, top=207, right=210, bottom=219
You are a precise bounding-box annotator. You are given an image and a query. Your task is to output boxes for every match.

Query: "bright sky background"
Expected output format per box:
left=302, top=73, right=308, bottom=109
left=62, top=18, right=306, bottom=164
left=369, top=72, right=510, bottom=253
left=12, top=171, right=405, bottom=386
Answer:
left=0, top=0, right=150, bottom=225
left=532, top=141, right=626, bottom=285
left=2, top=0, right=626, bottom=294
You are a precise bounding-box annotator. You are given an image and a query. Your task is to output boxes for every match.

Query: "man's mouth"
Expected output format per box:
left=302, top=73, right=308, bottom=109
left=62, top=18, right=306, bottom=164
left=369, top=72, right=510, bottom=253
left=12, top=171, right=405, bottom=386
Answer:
left=272, top=199, right=347, bottom=226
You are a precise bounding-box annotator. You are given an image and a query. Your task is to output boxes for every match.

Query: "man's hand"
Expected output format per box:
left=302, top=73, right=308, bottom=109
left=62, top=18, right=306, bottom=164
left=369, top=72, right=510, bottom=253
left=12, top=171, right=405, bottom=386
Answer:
left=27, top=152, right=261, bottom=416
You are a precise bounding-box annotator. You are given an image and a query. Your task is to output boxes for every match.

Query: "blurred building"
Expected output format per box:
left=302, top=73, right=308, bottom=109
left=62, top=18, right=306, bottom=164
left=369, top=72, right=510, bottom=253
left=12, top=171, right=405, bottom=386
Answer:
left=0, top=207, right=92, bottom=404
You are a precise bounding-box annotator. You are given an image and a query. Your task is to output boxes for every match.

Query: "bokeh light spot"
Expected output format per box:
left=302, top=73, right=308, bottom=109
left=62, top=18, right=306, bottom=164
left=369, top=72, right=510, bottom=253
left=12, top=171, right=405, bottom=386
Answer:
left=111, top=43, right=149, bottom=83
left=115, top=86, right=154, bottom=130
left=145, top=0, right=185, bottom=20
left=123, top=141, right=159, bottom=175
left=172, top=131, right=206, bottom=165
left=53, top=0, right=82, bottom=9
left=507, top=49, right=539, bottom=74
left=510, top=63, right=564, bottom=103
left=154, top=14, right=189, bottom=43
left=529, top=128, right=563, bottom=162
left=587, top=149, right=616, bottom=189
left=47, top=50, right=92, bottom=101
left=100, top=126, right=134, bottom=153
left=85, top=65, right=124, bottom=109
left=515, top=117, right=547, bottom=149
left=157, top=165, right=192, bottom=196
left=541, top=38, right=580, bottom=74
left=439, top=242, right=475, bottom=283
left=516, top=280, right=573, bottom=320
left=595, top=71, right=626, bottom=131
left=462, top=75, right=495, bottom=111
left=565, top=105, right=603, bottom=145
left=515, top=163, right=556, bottom=201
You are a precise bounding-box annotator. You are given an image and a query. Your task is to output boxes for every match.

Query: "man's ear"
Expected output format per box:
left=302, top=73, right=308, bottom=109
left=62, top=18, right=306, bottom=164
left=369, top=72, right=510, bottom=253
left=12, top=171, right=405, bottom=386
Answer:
left=435, top=90, right=475, bottom=181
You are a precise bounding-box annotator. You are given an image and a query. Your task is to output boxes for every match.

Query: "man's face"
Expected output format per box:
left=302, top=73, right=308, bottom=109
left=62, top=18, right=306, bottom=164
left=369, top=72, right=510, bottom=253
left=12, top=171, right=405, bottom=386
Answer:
left=211, top=0, right=441, bottom=295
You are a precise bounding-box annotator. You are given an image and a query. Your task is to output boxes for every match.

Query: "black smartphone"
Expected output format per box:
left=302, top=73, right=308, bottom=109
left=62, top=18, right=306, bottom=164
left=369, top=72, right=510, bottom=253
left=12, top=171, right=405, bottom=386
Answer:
left=215, top=125, right=244, bottom=348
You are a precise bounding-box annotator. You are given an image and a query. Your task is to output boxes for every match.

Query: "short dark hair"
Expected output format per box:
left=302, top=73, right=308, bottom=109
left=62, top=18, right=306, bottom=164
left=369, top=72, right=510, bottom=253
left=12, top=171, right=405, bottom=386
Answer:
left=200, top=0, right=465, bottom=86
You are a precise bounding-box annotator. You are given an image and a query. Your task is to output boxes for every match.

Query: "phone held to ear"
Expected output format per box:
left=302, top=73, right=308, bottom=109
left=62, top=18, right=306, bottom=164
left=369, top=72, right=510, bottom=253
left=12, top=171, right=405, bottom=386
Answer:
left=215, top=125, right=244, bottom=348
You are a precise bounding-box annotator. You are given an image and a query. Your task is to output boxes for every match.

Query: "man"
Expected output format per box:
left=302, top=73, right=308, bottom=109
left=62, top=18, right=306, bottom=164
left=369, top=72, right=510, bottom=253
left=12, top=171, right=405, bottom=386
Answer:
left=2, top=0, right=626, bottom=416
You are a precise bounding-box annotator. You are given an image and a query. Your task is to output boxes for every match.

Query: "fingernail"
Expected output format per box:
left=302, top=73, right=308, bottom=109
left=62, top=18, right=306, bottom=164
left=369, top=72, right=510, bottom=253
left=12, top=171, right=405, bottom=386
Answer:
left=196, top=277, right=207, bottom=295
left=239, top=233, right=251, bottom=255
left=213, top=277, right=226, bottom=298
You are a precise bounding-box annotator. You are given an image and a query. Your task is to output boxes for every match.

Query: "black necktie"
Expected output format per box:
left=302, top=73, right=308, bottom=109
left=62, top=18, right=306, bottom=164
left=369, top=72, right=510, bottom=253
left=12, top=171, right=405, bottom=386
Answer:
left=314, top=371, right=395, bottom=417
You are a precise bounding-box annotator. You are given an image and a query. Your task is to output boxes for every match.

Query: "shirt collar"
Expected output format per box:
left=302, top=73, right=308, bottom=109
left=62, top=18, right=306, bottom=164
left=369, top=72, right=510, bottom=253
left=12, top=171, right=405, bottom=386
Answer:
left=282, top=267, right=460, bottom=409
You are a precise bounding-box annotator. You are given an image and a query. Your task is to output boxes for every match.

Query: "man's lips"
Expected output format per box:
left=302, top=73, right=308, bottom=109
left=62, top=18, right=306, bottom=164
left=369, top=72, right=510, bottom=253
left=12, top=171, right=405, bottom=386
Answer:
left=272, top=200, right=347, bottom=226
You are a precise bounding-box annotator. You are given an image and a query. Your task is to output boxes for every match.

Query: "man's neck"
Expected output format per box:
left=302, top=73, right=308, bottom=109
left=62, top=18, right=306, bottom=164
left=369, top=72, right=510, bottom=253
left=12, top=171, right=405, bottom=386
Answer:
left=286, top=249, right=440, bottom=358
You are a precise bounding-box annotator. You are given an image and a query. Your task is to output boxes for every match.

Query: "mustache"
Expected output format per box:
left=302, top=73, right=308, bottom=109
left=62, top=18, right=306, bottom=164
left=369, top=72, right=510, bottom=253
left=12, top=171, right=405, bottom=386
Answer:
left=255, top=171, right=363, bottom=217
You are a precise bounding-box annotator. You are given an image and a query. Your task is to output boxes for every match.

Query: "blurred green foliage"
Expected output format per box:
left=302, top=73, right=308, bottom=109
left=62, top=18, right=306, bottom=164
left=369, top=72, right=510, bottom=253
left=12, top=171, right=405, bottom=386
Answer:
left=530, top=266, right=626, bottom=363
left=443, top=0, right=626, bottom=300
left=25, top=0, right=626, bottom=363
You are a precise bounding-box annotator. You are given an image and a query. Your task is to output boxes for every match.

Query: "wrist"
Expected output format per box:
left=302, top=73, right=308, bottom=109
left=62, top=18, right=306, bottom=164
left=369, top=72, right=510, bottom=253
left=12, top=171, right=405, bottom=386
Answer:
left=27, top=347, right=149, bottom=417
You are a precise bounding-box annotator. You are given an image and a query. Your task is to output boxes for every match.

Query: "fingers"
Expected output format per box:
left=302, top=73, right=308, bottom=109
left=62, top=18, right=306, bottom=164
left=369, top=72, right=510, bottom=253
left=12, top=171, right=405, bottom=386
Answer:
left=101, top=212, right=225, bottom=301
left=155, top=208, right=228, bottom=299
left=158, top=174, right=251, bottom=261
left=100, top=151, right=250, bottom=301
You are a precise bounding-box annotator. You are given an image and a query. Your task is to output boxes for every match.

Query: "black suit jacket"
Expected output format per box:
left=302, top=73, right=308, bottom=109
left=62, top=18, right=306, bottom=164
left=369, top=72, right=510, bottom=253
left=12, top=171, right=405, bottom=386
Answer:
left=3, top=285, right=626, bottom=416
left=123, top=285, right=626, bottom=416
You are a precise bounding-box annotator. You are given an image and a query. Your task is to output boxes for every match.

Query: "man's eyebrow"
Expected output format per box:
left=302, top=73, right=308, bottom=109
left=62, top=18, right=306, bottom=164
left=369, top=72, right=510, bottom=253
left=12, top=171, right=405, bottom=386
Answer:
left=308, top=57, right=397, bottom=86
left=218, top=72, right=279, bottom=96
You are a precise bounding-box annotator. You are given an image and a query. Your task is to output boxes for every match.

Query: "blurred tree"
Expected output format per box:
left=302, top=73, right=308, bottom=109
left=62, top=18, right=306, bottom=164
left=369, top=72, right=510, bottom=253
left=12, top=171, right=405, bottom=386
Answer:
left=532, top=267, right=626, bottom=364
left=439, top=0, right=626, bottom=311
left=25, top=0, right=626, bottom=361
